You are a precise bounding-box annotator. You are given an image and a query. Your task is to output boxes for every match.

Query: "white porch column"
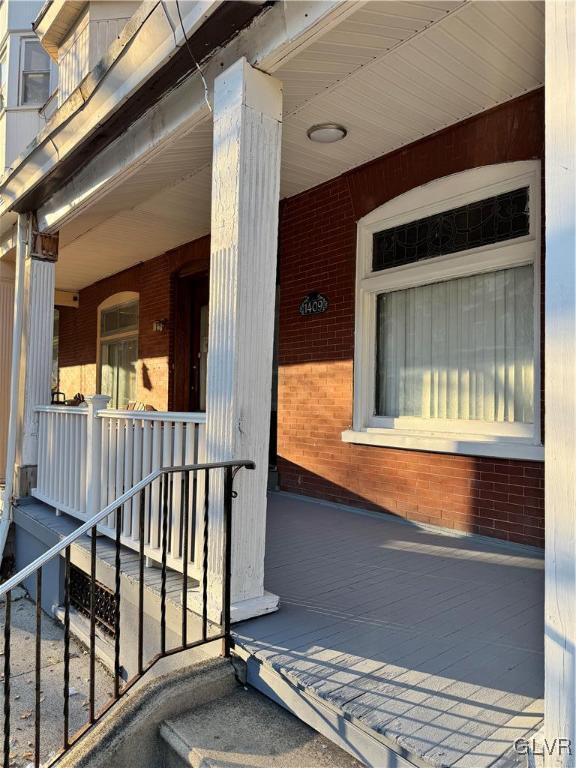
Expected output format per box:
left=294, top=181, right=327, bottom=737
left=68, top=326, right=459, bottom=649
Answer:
left=16, top=216, right=55, bottom=494
left=545, top=2, right=576, bottom=766
left=205, top=57, right=282, bottom=621
left=0, top=260, right=15, bottom=485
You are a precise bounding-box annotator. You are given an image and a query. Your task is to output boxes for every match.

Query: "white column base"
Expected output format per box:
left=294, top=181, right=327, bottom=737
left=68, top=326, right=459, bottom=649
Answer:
left=187, top=588, right=279, bottom=625
left=231, top=591, right=279, bottom=623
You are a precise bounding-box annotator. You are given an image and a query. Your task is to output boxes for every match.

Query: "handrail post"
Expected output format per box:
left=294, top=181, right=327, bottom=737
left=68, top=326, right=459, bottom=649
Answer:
left=221, top=465, right=234, bottom=657
left=85, top=395, right=110, bottom=518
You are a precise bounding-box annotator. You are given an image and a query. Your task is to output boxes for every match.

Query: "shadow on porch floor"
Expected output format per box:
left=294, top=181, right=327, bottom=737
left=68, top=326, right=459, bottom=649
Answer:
left=234, top=493, right=544, bottom=768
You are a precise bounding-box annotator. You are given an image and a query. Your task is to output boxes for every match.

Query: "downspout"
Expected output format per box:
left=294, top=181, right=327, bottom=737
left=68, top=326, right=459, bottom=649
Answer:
left=0, top=214, right=28, bottom=562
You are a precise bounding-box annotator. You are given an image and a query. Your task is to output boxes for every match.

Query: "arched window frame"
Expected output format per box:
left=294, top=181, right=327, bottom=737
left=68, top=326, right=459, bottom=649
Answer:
left=344, top=161, right=543, bottom=460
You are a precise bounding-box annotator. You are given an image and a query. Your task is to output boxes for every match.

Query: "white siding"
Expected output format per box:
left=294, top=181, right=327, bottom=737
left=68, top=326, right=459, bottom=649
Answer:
left=3, top=108, right=45, bottom=170
left=58, top=8, right=135, bottom=105
left=58, top=10, right=89, bottom=106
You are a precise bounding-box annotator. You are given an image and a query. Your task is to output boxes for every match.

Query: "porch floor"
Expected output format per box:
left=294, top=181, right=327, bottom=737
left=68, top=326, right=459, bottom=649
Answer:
left=234, top=493, right=544, bottom=768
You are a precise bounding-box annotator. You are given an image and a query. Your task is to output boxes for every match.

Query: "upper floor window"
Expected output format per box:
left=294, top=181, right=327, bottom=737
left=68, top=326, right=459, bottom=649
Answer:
left=20, top=39, right=51, bottom=106
left=345, top=162, right=542, bottom=461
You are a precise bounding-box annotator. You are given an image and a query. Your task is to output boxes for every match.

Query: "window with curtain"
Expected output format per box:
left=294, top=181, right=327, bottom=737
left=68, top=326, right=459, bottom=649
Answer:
left=376, top=265, right=534, bottom=423
left=99, top=300, right=139, bottom=409
left=348, top=163, right=541, bottom=459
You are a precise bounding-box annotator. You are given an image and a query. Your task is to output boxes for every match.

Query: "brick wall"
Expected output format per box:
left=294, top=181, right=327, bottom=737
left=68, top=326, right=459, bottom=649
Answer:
left=58, top=237, right=209, bottom=411
left=277, top=90, right=545, bottom=547
left=58, top=90, right=545, bottom=547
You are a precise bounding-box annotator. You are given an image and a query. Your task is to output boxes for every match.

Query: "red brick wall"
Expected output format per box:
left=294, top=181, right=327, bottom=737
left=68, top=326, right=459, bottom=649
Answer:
left=277, top=90, right=545, bottom=547
left=58, top=237, right=209, bottom=411
left=58, top=91, right=545, bottom=547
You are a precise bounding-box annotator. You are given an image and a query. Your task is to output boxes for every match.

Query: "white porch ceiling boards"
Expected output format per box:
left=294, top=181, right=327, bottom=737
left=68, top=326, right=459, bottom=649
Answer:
left=278, top=0, right=465, bottom=116
left=55, top=125, right=212, bottom=290
left=278, top=0, right=544, bottom=197
left=56, top=166, right=212, bottom=290
left=55, top=0, right=544, bottom=291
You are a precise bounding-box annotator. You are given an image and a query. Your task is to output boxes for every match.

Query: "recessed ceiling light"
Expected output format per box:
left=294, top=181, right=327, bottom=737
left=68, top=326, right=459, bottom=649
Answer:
left=307, top=123, right=347, bottom=143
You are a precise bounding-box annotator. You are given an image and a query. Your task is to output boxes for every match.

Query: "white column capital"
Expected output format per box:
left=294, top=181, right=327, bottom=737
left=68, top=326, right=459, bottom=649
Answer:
left=213, top=57, right=282, bottom=123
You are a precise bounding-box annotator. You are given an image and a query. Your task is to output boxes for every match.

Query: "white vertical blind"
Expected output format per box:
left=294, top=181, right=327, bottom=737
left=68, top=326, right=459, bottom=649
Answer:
left=377, top=265, right=534, bottom=423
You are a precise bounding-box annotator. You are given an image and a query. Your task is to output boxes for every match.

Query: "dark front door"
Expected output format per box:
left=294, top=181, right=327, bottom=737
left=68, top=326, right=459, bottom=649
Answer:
left=172, top=272, right=209, bottom=412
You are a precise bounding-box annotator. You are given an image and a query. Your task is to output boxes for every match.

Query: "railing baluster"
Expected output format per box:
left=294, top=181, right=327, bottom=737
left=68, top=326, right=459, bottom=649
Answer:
left=89, top=527, right=96, bottom=723
left=3, top=590, right=10, bottom=768
left=34, top=569, right=42, bottom=768
left=181, top=471, right=190, bottom=646
left=222, top=467, right=233, bottom=657
left=0, top=458, right=252, bottom=767
left=63, top=547, right=70, bottom=750
left=190, top=461, right=198, bottom=573
left=160, top=474, right=168, bottom=656
left=202, top=469, right=209, bottom=642
left=138, top=490, right=145, bottom=676
left=114, top=506, right=122, bottom=699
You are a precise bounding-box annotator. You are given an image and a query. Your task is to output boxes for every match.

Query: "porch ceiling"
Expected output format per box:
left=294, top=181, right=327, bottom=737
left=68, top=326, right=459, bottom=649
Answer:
left=54, top=0, right=544, bottom=291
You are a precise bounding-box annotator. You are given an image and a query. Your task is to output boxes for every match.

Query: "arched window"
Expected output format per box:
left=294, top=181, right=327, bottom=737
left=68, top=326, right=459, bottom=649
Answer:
left=345, top=161, right=542, bottom=460
left=97, top=292, right=139, bottom=409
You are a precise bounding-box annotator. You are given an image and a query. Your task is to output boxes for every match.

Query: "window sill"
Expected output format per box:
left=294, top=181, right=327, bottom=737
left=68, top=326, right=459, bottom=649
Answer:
left=342, top=428, right=544, bottom=461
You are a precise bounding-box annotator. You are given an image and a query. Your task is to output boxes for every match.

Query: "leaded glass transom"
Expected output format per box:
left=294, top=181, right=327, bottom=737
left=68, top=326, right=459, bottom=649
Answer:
left=372, top=187, right=529, bottom=272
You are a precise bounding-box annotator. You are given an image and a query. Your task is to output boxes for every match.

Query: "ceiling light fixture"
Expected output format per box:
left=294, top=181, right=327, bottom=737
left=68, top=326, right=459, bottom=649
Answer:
left=307, top=123, right=347, bottom=144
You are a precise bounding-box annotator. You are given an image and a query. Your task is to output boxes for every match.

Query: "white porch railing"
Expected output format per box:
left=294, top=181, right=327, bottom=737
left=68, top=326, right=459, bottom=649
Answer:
left=33, top=404, right=207, bottom=577
left=36, top=406, right=89, bottom=517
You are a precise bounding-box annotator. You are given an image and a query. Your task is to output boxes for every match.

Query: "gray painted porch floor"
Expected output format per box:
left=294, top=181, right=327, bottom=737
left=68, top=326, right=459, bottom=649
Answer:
left=234, top=493, right=544, bottom=768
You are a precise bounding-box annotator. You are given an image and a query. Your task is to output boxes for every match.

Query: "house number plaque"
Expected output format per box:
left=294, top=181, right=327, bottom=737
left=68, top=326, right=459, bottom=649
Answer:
left=299, top=293, right=329, bottom=316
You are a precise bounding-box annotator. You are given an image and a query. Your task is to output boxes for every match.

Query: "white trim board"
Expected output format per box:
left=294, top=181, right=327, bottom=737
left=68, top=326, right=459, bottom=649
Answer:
left=342, top=428, right=544, bottom=462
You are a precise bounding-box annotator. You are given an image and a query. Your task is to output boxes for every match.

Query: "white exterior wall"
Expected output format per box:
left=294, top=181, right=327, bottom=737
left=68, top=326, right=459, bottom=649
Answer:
left=6, top=1, right=44, bottom=31
left=57, top=9, right=89, bottom=106
left=0, top=0, right=54, bottom=173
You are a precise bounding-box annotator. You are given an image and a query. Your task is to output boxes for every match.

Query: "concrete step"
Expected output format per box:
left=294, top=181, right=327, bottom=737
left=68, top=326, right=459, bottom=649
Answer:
left=56, top=655, right=237, bottom=768
left=160, top=686, right=364, bottom=768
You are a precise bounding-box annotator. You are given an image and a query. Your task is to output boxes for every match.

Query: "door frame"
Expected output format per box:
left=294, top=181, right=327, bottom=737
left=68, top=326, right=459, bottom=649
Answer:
left=171, top=267, right=209, bottom=412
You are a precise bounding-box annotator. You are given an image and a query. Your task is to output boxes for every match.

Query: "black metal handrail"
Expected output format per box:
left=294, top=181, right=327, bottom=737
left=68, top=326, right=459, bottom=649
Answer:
left=0, top=459, right=254, bottom=768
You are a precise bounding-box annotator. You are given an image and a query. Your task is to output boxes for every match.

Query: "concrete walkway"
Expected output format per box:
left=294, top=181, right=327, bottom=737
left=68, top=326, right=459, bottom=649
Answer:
left=0, top=588, right=112, bottom=767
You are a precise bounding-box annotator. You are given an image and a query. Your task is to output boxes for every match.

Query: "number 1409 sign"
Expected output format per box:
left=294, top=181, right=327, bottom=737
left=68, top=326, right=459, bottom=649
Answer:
left=299, top=293, right=329, bottom=316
